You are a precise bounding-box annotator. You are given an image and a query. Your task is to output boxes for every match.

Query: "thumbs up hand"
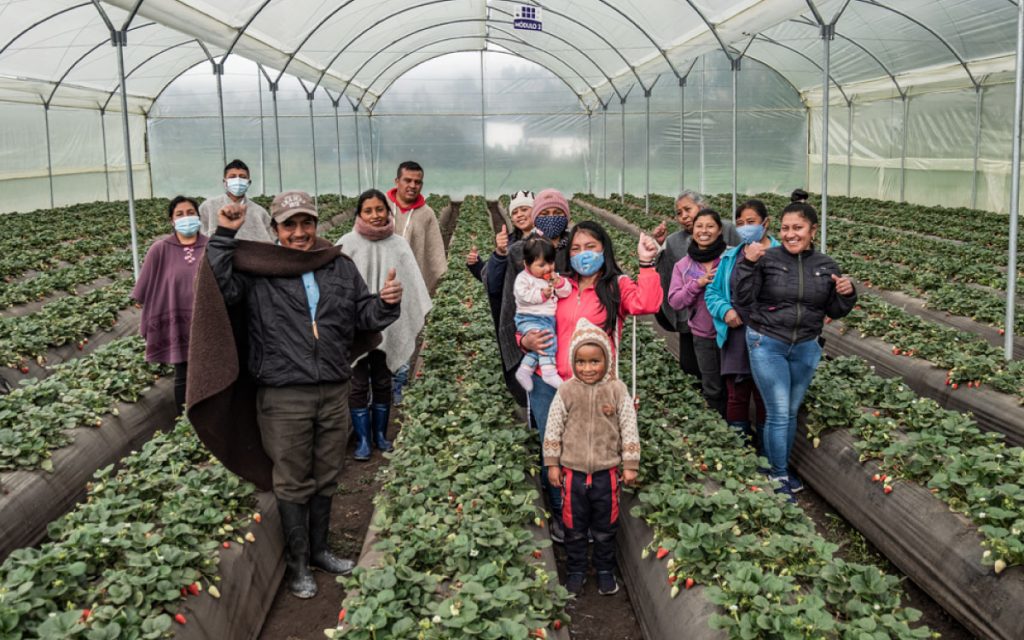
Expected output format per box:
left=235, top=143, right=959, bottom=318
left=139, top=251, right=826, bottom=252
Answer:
left=466, top=245, right=480, bottom=265
left=495, top=224, right=510, bottom=257
left=380, top=267, right=403, bottom=305
left=831, top=273, right=854, bottom=297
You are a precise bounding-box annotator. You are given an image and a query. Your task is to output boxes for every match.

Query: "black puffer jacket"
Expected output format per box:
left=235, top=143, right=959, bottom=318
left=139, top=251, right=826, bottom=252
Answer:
left=733, top=245, right=856, bottom=345
left=207, top=228, right=400, bottom=387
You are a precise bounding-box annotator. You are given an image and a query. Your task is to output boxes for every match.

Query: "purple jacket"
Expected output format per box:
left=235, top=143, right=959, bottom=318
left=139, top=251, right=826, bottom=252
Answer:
left=132, top=233, right=208, bottom=364
left=666, top=255, right=720, bottom=339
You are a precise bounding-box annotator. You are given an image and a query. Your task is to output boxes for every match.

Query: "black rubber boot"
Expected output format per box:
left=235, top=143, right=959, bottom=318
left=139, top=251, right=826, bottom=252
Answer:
left=309, top=494, right=355, bottom=575
left=370, top=403, right=393, bottom=452
left=351, top=408, right=371, bottom=461
left=278, top=501, right=317, bottom=599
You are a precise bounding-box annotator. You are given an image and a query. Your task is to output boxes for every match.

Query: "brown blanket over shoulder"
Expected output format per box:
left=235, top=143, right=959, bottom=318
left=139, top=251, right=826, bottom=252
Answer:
left=186, top=236, right=380, bottom=490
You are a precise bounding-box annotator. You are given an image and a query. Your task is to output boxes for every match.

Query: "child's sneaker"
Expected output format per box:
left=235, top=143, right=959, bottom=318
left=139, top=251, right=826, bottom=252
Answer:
left=514, top=365, right=534, bottom=393
left=540, top=365, right=562, bottom=389
left=770, top=475, right=797, bottom=504
left=597, top=571, right=619, bottom=595
left=565, top=572, right=586, bottom=596
left=787, top=474, right=805, bottom=494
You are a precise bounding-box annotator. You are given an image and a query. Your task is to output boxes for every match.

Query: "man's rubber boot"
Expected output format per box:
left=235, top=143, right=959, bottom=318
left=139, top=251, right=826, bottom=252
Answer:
left=308, top=494, right=355, bottom=575
left=370, top=403, right=394, bottom=452
left=351, top=408, right=371, bottom=461
left=278, top=501, right=317, bottom=599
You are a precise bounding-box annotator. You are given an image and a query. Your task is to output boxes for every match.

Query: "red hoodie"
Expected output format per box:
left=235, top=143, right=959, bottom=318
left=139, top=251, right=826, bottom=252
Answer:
left=551, top=269, right=662, bottom=380
left=386, top=187, right=425, bottom=213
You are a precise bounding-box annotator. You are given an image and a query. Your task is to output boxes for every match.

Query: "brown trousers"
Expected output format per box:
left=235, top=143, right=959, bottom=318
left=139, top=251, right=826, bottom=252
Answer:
left=256, top=382, right=350, bottom=503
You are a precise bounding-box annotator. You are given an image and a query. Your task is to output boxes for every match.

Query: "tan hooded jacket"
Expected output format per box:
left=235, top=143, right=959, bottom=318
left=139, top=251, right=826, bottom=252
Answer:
left=543, top=318, right=641, bottom=472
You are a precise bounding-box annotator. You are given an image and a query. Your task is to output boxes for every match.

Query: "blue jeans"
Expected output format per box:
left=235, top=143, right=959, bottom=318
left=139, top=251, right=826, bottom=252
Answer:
left=515, top=313, right=557, bottom=370
left=745, top=328, right=822, bottom=477
left=528, top=374, right=562, bottom=516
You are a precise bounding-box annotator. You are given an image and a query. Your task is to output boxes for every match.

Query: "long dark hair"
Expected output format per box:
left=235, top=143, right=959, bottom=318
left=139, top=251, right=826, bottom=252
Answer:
left=355, top=188, right=389, bottom=218
left=567, top=221, right=622, bottom=335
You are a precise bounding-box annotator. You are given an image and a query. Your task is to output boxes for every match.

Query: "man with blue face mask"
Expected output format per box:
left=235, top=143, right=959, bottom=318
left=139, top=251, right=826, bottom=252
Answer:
left=198, top=159, right=274, bottom=242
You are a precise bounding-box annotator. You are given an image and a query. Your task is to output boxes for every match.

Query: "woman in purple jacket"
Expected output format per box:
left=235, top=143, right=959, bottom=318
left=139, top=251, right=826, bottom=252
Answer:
left=132, top=195, right=208, bottom=414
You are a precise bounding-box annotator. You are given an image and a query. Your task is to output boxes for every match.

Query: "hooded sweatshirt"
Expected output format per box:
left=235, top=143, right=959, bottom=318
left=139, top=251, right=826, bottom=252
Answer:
left=386, top=188, right=447, bottom=293
left=543, top=318, right=641, bottom=473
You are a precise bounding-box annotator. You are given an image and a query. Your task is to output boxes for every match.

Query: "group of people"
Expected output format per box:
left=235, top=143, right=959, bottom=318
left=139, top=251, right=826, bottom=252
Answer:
left=132, top=159, right=445, bottom=599
left=131, top=159, right=855, bottom=602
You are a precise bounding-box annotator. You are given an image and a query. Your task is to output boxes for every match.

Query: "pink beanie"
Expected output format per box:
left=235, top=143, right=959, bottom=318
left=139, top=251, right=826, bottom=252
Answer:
left=531, top=188, right=570, bottom=222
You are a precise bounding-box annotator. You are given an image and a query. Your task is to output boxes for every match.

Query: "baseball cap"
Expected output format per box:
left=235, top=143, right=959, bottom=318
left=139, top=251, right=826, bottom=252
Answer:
left=271, top=190, right=318, bottom=223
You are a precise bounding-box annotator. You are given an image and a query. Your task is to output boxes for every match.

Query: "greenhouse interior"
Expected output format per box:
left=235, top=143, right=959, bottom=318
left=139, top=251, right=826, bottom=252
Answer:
left=1, top=1, right=1024, bottom=639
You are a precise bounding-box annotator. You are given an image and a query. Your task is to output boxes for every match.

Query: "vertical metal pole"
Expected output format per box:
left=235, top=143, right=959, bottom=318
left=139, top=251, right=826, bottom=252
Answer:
left=215, top=62, right=226, bottom=167
left=847, top=101, right=854, bottom=197
left=257, top=70, right=266, bottom=195
left=972, top=86, right=984, bottom=209
left=645, top=89, right=651, bottom=215
left=699, top=57, right=706, bottom=195
left=620, top=96, right=626, bottom=202
left=587, top=111, right=593, bottom=194
left=270, top=82, right=283, bottom=192
left=821, top=23, right=833, bottom=254
left=731, top=58, right=739, bottom=219
left=901, top=92, right=909, bottom=200
left=480, top=52, right=488, bottom=198
left=143, top=111, right=154, bottom=197
left=368, top=112, right=376, bottom=187
left=43, top=104, right=55, bottom=208
left=602, top=104, right=608, bottom=197
left=1004, top=0, right=1024, bottom=359
left=680, top=78, right=686, bottom=192
left=333, top=101, right=343, bottom=195
left=100, top=108, right=110, bottom=201
left=352, top=105, right=362, bottom=193
left=111, top=30, right=140, bottom=280
left=307, top=93, right=318, bottom=203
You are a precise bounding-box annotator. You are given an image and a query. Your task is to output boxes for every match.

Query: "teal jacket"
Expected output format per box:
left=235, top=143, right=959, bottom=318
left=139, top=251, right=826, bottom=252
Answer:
left=704, top=237, right=780, bottom=347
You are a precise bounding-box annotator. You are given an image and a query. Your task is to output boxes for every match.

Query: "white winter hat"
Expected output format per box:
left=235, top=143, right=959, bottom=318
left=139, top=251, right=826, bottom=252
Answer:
left=509, top=190, right=535, bottom=212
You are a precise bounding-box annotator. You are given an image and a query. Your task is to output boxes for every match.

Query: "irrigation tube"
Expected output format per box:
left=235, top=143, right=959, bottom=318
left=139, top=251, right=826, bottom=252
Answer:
left=820, top=23, right=833, bottom=254
left=43, top=105, right=54, bottom=209
left=270, top=83, right=283, bottom=193
left=114, top=31, right=140, bottom=281
left=1006, top=0, right=1024, bottom=360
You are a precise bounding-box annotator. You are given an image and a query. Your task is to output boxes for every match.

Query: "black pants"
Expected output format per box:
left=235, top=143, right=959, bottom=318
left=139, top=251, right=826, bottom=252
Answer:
left=173, top=363, right=188, bottom=416
left=349, top=350, right=392, bottom=408
left=561, top=468, right=620, bottom=575
left=677, top=331, right=702, bottom=379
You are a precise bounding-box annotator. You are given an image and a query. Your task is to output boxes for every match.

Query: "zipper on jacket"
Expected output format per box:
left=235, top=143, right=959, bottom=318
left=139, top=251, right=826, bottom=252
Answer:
left=791, top=253, right=804, bottom=343
left=588, top=384, right=595, bottom=475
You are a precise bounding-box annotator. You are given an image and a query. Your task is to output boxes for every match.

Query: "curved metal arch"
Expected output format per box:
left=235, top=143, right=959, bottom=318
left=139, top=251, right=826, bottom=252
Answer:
left=308, top=0, right=461, bottom=93
left=789, top=16, right=903, bottom=96
left=0, top=2, right=92, bottom=57
left=490, top=0, right=646, bottom=92
left=101, top=39, right=209, bottom=111
left=853, top=0, right=978, bottom=88
left=220, top=0, right=274, bottom=61
left=44, top=21, right=156, bottom=106
left=488, top=6, right=622, bottom=101
left=486, top=37, right=598, bottom=105
left=721, top=52, right=805, bottom=98
left=369, top=47, right=587, bottom=111
left=751, top=34, right=850, bottom=104
left=487, top=23, right=617, bottom=103
left=680, top=0, right=735, bottom=62
left=150, top=57, right=211, bottom=105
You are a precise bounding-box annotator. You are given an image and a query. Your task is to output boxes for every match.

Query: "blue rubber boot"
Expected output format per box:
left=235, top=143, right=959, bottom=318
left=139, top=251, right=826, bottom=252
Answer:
left=351, top=408, right=371, bottom=461
left=370, top=403, right=393, bottom=452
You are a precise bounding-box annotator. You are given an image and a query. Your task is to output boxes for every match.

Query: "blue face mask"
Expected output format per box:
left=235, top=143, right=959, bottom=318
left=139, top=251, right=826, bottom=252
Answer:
left=736, top=222, right=766, bottom=245
left=225, top=177, right=250, bottom=197
left=570, top=250, right=605, bottom=277
left=533, top=214, right=568, bottom=240
left=174, top=215, right=202, bottom=237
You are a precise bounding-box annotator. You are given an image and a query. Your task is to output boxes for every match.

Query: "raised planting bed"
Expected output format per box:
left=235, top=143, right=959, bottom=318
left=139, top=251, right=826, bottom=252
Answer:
left=328, top=195, right=569, bottom=640
left=821, top=323, right=1024, bottom=446
left=801, top=356, right=1024, bottom=640
left=0, top=418, right=263, bottom=639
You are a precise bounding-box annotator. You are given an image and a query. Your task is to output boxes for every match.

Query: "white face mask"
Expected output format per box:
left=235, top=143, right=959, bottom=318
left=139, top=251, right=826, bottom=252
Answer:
left=225, top=177, right=250, bottom=197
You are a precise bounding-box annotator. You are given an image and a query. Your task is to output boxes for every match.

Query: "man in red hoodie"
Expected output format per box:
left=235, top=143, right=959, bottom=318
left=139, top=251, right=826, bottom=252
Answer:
left=386, top=161, right=447, bottom=405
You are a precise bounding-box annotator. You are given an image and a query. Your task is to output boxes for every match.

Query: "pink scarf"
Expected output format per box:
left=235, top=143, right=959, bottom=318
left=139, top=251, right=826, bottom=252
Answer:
left=354, top=215, right=395, bottom=241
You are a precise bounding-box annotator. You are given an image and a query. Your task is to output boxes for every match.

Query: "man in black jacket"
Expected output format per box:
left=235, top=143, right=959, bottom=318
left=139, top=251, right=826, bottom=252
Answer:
left=207, top=191, right=402, bottom=599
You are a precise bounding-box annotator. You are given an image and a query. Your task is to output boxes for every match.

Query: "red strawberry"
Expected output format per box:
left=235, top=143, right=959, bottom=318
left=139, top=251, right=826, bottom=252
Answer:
left=951, top=383, right=959, bottom=390
left=871, top=474, right=881, bottom=482
left=999, top=328, right=1006, bottom=336
left=187, top=582, right=200, bottom=596
left=872, top=411, right=880, bottom=417
left=668, top=575, right=677, bottom=585
left=180, top=587, right=188, bottom=597
left=699, top=463, right=708, bottom=472
left=222, top=541, right=231, bottom=549
left=685, top=577, right=695, bottom=590
left=81, top=609, right=91, bottom=622
left=532, top=550, right=542, bottom=559
left=655, top=546, right=669, bottom=560
left=174, top=613, right=187, bottom=625
left=891, top=346, right=900, bottom=355
left=253, top=513, right=262, bottom=524
left=883, top=485, right=893, bottom=495
left=553, top=620, right=562, bottom=630
left=880, top=474, right=888, bottom=482
left=338, top=608, right=347, bottom=623
left=18, top=366, right=28, bottom=374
